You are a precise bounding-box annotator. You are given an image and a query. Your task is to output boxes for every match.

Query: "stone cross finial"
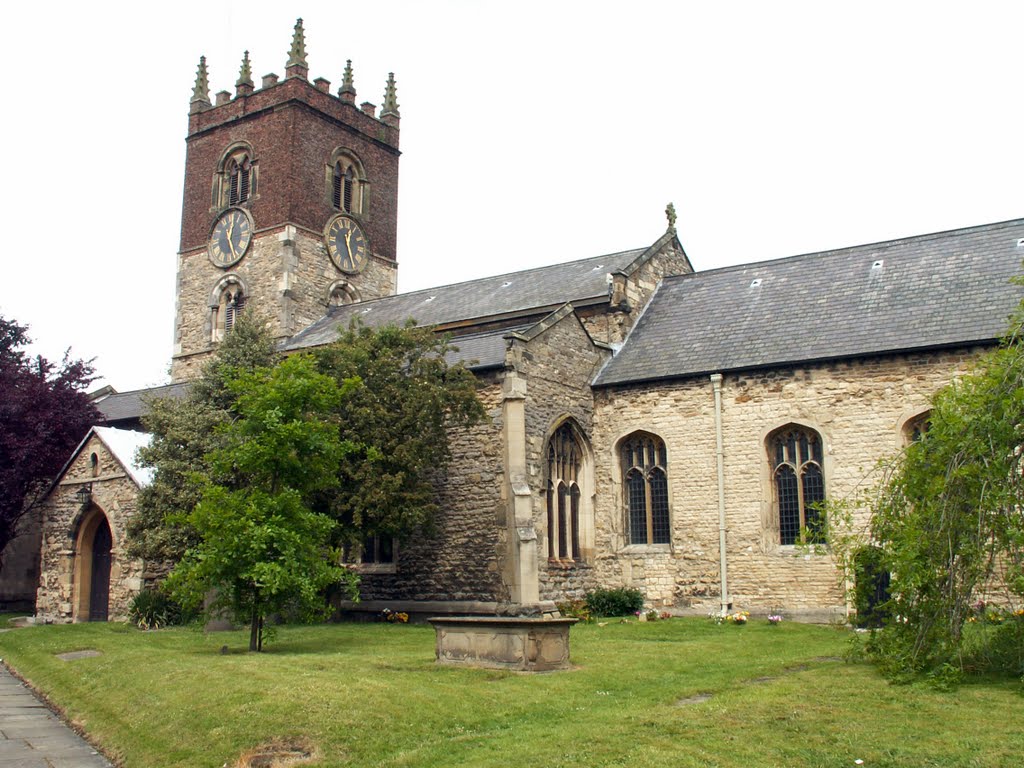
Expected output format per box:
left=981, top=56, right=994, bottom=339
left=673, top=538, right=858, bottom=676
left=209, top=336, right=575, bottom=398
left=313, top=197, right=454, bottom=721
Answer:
left=236, top=50, right=254, bottom=89
left=191, top=55, right=210, bottom=108
left=666, top=202, right=677, bottom=231
left=286, top=18, right=308, bottom=71
left=338, top=59, right=357, bottom=103
left=381, top=72, right=400, bottom=120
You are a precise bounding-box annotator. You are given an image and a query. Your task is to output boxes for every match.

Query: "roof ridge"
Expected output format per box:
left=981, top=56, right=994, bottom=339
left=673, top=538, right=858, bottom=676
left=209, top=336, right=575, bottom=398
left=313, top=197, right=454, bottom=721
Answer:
left=101, top=381, right=186, bottom=398
left=678, top=216, right=1024, bottom=279
left=391, top=247, right=647, bottom=298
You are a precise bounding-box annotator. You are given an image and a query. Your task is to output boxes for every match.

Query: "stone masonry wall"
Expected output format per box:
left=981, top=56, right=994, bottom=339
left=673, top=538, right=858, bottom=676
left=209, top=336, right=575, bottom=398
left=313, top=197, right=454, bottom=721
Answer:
left=579, top=238, right=692, bottom=346
left=35, top=436, right=145, bottom=623
left=172, top=225, right=397, bottom=380
left=355, top=377, right=509, bottom=603
left=511, top=312, right=610, bottom=601
left=590, top=348, right=983, bottom=620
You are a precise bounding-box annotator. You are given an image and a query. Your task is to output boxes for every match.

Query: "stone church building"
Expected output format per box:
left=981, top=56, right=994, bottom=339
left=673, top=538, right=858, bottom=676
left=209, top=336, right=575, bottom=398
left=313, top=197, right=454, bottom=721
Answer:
left=31, top=20, right=1024, bottom=623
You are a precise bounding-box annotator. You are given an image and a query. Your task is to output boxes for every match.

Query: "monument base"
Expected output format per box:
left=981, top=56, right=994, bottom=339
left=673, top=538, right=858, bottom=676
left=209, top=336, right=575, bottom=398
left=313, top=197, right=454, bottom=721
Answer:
left=428, top=616, right=578, bottom=672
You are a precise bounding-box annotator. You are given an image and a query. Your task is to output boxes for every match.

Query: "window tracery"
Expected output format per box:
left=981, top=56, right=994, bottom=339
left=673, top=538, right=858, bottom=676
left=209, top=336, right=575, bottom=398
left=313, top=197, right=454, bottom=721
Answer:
left=620, top=432, right=670, bottom=546
left=327, top=149, right=367, bottom=214
left=214, top=144, right=257, bottom=210
left=769, top=425, right=826, bottom=545
left=210, top=277, right=247, bottom=342
left=546, top=423, right=583, bottom=561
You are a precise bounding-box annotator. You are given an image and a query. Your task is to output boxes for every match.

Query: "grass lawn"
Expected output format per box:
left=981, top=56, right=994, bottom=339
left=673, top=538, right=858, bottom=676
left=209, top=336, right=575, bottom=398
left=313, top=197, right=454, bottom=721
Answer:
left=0, top=618, right=1021, bottom=767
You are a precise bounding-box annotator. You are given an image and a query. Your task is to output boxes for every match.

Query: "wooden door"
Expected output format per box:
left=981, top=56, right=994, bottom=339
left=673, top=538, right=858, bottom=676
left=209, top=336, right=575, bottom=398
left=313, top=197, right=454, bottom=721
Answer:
left=89, top=519, right=112, bottom=621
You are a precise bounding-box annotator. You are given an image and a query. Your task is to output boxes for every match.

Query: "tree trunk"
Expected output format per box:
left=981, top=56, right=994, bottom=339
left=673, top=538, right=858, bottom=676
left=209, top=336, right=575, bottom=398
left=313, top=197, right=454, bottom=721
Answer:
left=249, top=602, right=260, bottom=652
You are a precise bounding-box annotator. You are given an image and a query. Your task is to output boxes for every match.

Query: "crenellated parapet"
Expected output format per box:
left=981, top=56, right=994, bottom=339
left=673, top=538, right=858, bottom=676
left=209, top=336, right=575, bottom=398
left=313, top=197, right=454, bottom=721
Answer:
left=186, top=18, right=400, bottom=148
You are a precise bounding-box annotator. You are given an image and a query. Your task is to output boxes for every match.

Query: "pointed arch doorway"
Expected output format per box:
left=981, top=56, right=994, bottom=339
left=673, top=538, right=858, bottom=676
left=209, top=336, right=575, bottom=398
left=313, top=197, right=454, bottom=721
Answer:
left=73, top=508, right=113, bottom=622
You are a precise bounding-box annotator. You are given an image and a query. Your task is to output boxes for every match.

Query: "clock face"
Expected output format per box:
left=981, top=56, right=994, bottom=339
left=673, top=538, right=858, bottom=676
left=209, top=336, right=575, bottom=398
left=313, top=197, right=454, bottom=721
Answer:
left=325, top=214, right=369, bottom=274
left=208, top=208, right=253, bottom=268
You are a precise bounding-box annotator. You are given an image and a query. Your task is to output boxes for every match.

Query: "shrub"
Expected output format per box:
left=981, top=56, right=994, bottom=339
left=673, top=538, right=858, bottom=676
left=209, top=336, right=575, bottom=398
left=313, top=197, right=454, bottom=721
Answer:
left=585, top=587, right=644, bottom=617
left=852, top=545, right=891, bottom=628
left=128, top=588, right=192, bottom=630
left=963, top=609, right=1024, bottom=677
left=556, top=599, right=592, bottom=623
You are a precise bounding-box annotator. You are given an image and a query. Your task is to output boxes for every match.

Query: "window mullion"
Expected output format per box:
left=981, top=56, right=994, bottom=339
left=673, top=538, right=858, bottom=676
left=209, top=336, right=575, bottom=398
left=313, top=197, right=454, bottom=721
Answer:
left=644, top=472, right=654, bottom=546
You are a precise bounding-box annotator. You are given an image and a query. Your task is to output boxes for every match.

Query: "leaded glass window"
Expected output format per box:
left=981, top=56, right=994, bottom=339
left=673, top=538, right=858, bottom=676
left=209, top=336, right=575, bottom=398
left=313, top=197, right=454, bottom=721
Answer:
left=621, top=433, right=671, bottom=545
left=770, top=426, right=825, bottom=545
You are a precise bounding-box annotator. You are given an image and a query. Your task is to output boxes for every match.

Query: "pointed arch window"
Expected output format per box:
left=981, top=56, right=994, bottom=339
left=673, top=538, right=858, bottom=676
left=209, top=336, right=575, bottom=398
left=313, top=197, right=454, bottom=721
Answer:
left=903, top=411, right=931, bottom=445
left=770, top=426, right=826, bottom=545
left=621, top=432, right=670, bottom=545
left=546, top=422, right=583, bottom=561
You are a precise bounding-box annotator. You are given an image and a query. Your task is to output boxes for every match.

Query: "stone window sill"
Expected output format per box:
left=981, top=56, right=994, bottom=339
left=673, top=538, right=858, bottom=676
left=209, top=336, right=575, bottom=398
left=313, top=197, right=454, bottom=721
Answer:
left=620, top=544, right=672, bottom=555
left=777, top=544, right=830, bottom=557
left=351, top=563, right=397, bottom=575
left=547, top=558, right=584, bottom=570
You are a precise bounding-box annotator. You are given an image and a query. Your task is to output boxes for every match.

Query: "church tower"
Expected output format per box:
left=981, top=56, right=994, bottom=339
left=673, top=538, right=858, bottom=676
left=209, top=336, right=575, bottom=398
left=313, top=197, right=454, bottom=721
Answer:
left=171, top=19, right=401, bottom=380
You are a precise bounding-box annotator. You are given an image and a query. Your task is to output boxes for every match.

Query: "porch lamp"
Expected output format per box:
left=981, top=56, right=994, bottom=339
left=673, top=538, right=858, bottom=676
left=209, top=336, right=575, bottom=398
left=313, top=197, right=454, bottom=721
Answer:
left=75, top=483, right=92, bottom=508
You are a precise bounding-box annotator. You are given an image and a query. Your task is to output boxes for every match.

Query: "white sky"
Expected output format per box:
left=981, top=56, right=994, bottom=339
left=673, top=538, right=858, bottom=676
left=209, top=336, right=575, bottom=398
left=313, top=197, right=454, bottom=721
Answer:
left=2, top=1, right=1021, bottom=391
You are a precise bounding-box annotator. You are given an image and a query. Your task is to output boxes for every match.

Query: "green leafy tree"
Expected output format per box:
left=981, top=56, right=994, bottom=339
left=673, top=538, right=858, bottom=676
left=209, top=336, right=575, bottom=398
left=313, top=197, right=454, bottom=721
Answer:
left=865, top=302, right=1024, bottom=680
left=314, top=322, right=487, bottom=551
left=166, top=354, right=358, bottom=651
left=128, top=313, right=278, bottom=563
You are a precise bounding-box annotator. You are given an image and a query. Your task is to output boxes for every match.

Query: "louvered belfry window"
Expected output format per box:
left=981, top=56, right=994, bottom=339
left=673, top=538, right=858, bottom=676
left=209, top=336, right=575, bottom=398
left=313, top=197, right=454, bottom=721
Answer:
left=546, top=422, right=583, bottom=561
left=223, top=290, right=245, bottom=334
left=228, top=156, right=250, bottom=205
left=770, top=427, right=826, bottom=545
left=333, top=162, right=355, bottom=212
left=621, top=433, right=671, bottom=545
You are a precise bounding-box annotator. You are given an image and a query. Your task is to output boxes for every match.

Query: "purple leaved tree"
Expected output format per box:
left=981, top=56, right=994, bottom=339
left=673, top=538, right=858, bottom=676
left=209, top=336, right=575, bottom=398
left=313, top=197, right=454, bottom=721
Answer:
left=0, top=315, right=99, bottom=571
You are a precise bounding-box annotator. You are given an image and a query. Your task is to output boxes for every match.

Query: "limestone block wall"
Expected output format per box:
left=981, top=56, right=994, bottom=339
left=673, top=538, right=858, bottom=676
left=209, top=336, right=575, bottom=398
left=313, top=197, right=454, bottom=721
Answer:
left=509, top=312, right=609, bottom=601
left=171, top=225, right=397, bottom=380
left=356, top=377, right=509, bottom=603
left=621, top=241, right=691, bottom=323
left=580, top=239, right=692, bottom=346
left=35, top=436, right=145, bottom=623
left=590, top=348, right=983, bottom=620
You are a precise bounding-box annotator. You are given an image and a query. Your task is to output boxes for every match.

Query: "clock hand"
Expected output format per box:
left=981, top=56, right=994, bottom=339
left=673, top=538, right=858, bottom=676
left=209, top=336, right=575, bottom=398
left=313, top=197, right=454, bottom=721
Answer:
left=344, top=228, right=354, bottom=264
left=226, top=218, right=238, bottom=259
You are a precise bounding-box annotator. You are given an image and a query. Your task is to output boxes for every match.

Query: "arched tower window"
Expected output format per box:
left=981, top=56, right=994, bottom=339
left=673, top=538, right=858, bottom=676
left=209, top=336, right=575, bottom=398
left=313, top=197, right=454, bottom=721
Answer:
left=90, top=453, right=99, bottom=477
left=620, top=432, right=670, bottom=546
left=769, top=425, right=826, bottom=545
left=210, top=277, right=247, bottom=342
left=228, top=155, right=251, bottom=205
left=326, top=280, right=360, bottom=307
left=214, top=143, right=257, bottom=210
left=546, top=422, right=584, bottom=561
left=333, top=163, right=356, bottom=212
left=327, top=149, right=367, bottom=214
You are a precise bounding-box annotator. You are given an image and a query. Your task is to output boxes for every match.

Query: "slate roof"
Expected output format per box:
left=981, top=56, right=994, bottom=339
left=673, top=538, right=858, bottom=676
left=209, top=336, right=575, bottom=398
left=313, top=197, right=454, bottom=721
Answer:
left=595, top=218, right=1024, bottom=387
left=285, top=248, right=648, bottom=351
left=94, top=382, right=190, bottom=424
left=441, top=326, right=526, bottom=370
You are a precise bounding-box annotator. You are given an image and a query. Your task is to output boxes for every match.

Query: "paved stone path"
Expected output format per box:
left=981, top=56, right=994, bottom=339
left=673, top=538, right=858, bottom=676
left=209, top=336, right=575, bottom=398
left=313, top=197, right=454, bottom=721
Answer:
left=0, top=664, right=112, bottom=767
